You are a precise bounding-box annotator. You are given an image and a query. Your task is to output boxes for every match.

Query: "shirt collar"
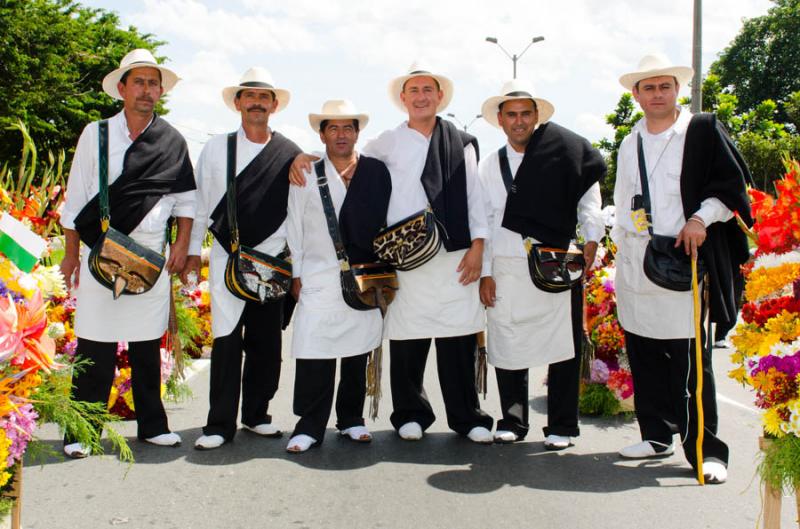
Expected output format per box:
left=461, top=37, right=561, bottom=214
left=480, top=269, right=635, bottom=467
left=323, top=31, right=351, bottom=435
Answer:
left=636, top=106, right=692, bottom=140
left=113, top=110, right=154, bottom=142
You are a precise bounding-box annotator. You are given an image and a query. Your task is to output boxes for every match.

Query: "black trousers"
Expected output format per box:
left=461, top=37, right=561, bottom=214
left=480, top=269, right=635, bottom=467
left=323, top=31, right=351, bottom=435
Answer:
left=291, top=353, right=369, bottom=442
left=625, top=330, right=729, bottom=468
left=389, top=334, right=493, bottom=435
left=66, top=337, right=168, bottom=443
left=495, top=283, right=582, bottom=439
left=203, top=299, right=283, bottom=441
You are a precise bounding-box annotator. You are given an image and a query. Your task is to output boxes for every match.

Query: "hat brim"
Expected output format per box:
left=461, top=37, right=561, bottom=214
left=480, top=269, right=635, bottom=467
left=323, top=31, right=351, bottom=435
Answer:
left=221, top=86, right=291, bottom=113
left=102, top=64, right=180, bottom=101
left=619, top=66, right=694, bottom=91
left=480, top=95, right=555, bottom=128
left=388, top=72, right=453, bottom=114
left=308, top=113, right=369, bottom=132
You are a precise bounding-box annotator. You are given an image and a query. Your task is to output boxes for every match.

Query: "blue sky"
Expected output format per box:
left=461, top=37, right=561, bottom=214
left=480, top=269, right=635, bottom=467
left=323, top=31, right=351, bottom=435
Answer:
left=84, top=0, right=772, bottom=160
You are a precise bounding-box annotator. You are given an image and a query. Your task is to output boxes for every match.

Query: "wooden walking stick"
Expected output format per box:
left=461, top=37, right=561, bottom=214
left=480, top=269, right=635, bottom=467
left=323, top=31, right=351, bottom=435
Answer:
left=691, top=257, right=705, bottom=485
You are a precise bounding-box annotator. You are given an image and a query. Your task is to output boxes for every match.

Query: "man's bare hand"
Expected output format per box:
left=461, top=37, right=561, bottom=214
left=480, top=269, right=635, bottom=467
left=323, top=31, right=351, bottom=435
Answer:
left=289, top=153, right=320, bottom=187
left=291, top=278, right=302, bottom=301
left=60, top=255, right=80, bottom=290
left=583, top=241, right=599, bottom=274
left=456, top=239, right=483, bottom=285
left=479, top=276, right=496, bottom=307
left=180, top=255, right=202, bottom=286
left=675, top=216, right=706, bottom=259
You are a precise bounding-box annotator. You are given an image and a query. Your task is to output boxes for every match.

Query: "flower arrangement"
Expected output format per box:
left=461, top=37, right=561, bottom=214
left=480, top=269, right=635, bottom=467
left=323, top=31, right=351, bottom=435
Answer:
left=730, top=160, right=800, bottom=495
left=579, top=240, right=634, bottom=416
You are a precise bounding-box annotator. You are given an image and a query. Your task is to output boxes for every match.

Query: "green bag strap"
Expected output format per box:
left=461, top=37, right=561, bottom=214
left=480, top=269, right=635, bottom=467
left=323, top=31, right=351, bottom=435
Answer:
left=98, top=119, right=110, bottom=233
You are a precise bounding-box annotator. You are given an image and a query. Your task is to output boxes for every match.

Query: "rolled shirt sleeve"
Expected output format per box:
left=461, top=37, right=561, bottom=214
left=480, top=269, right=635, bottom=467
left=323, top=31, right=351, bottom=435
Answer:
left=693, top=197, right=733, bottom=227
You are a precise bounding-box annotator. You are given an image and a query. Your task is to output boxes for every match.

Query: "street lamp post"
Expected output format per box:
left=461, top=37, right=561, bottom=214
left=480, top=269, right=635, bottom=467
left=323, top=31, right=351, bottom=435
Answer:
left=446, top=113, right=482, bottom=131
left=486, top=36, right=545, bottom=79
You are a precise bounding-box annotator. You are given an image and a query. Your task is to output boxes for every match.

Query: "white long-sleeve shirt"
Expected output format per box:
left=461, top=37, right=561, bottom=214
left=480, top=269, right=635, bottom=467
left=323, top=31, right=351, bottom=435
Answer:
left=191, top=128, right=288, bottom=337
left=286, top=154, right=382, bottom=358
left=61, top=111, right=195, bottom=341
left=362, top=121, right=489, bottom=240
left=611, top=109, right=732, bottom=243
left=611, top=109, right=733, bottom=339
left=478, top=143, right=604, bottom=276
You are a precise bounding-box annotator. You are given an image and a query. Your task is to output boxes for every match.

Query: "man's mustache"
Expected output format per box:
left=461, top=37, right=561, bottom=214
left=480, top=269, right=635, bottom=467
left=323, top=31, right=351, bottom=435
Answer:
left=247, top=106, right=268, bottom=112
left=137, top=97, right=154, bottom=103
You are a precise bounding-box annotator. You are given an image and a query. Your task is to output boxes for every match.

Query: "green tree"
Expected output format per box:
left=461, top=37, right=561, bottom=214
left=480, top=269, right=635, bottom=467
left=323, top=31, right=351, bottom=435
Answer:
left=710, top=0, right=800, bottom=122
left=0, top=0, right=167, bottom=165
left=594, top=93, right=642, bottom=204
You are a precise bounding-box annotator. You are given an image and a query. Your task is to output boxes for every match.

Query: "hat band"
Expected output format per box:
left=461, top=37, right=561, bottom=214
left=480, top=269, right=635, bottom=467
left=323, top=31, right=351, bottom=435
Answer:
left=408, top=70, right=432, bottom=75
left=127, top=60, right=159, bottom=68
left=240, top=81, right=275, bottom=89
left=505, top=90, right=533, bottom=98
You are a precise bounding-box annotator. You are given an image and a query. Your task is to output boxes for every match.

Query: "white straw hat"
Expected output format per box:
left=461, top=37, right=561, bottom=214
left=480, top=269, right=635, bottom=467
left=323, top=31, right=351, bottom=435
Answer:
left=387, top=61, right=454, bottom=113
left=308, top=99, right=369, bottom=131
left=102, top=49, right=180, bottom=100
left=480, top=79, right=554, bottom=128
left=221, top=67, right=291, bottom=113
left=619, top=53, right=694, bottom=91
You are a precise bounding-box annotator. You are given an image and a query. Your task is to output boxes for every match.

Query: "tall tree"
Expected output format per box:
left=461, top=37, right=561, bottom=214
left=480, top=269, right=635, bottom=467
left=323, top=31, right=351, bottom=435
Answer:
left=710, top=0, right=800, bottom=122
left=594, top=93, right=642, bottom=204
left=0, top=0, right=167, bottom=164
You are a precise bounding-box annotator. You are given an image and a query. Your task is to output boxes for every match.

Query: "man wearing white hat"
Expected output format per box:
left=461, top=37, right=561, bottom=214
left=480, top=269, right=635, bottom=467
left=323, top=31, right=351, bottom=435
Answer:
left=185, top=67, right=301, bottom=450
left=284, top=100, right=391, bottom=453
left=612, top=53, right=753, bottom=484
left=60, top=48, right=196, bottom=457
left=289, top=63, right=494, bottom=443
left=478, top=80, right=605, bottom=447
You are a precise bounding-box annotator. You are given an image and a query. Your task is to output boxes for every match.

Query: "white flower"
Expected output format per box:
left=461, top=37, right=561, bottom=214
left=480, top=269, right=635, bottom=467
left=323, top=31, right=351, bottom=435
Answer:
left=47, top=322, right=66, bottom=339
left=751, top=250, right=800, bottom=274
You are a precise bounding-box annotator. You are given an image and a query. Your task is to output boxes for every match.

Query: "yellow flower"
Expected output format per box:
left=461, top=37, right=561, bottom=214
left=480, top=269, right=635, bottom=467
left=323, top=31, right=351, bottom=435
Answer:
left=728, top=365, right=748, bottom=384
left=763, top=407, right=786, bottom=437
left=745, top=263, right=800, bottom=302
left=764, top=311, right=800, bottom=342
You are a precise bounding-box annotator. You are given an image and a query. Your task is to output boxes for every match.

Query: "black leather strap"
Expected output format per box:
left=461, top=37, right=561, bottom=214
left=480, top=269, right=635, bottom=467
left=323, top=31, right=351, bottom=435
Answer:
left=314, top=160, right=350, bottom=268
left=225, top=132, right=240, bottom=251
left=498, top=146, right=513, bottom=193
left=97, top=120, right=109, bottom=230
left=636, top=133, right=654, bottom=236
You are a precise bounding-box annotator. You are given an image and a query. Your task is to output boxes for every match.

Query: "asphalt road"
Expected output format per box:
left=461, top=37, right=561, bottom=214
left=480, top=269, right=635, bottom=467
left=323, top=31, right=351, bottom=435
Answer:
left=23, top=336, right=799, bottom=529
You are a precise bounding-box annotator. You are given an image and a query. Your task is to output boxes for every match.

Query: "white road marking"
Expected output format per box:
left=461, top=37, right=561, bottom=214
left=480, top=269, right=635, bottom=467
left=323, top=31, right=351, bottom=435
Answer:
left=717, top=393, right=759, bottom=414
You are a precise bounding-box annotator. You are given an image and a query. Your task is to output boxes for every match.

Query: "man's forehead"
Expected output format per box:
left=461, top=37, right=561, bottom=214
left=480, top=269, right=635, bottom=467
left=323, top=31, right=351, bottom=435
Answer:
left=500, top=99, right=536, bottom=112
left=638, top=75, right=677, bottom=87
left=239, top=88, right=275, bottom=97
left=126, top=66, right=161, bottom=80
left=404, top=75, right=438, bottom=89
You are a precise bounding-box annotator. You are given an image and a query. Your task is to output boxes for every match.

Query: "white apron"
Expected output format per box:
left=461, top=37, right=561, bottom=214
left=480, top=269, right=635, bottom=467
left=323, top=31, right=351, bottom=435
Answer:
left=73, top=229, right=170, bottom=342
left=486, top=256, right=574, bottom=369
left=383, top=247, right=483, bottom=340
left=290, top=268, right=382, bottom=359
left=615, top=232, right=695, bottom=339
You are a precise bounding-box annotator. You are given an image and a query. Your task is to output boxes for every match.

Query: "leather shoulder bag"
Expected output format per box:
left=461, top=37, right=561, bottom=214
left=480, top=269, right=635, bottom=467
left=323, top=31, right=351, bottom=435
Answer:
left=637, top=133, right=706, bottom=291
left=496, top=146, right=585, bottom=293
left=222, top=133, right=292, bottom=303
left=88, top=120, right=167, bottom=300
left=315, top=160, right=398, bottom=314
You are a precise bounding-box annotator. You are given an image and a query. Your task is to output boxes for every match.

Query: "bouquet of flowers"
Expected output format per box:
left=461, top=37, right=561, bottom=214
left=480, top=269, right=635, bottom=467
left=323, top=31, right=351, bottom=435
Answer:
left=730, top=160, right=800, bottom=495
left=579, top=239, right=635, bottom=416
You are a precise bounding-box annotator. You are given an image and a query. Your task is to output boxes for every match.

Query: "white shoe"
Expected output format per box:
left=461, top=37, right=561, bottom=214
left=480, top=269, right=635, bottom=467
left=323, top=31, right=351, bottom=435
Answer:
left=340, top=426, right=372, bottom=443
left=144, top=432, right=182, bottom=447
left=398, top=422, right=423, bottom=441
left=194, top=434, right=225, bottom=450
left=242, top=423, right=282, bottom=438
left=493, top=430, right=519, bottom=444
left=702, top=461, right=728, bottom=484
left=64, top=442, right=90, bottom=459
left=619, top=440, right=674, bottom=459
left=544, top=434, right=571, bottom=451
left=467, top=426, right=493, bottom=444
left=286, top=434, right=318, bottom=453
left=713, top=339, right=731, bottom=349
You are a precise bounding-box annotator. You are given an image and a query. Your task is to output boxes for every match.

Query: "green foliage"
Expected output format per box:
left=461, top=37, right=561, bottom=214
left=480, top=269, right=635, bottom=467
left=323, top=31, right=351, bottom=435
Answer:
left=0, top=0, right=168, bottom=165
left=594, top=93, right=642, bottom=204
left=164, top=370, right=193, bottom=403
left=710, top=0, right=800, bottom=122
left=579, top=383, right=622, bottom=416
left=759, top=434, right=800, bottom=494
left=32, top=362, right=133, bottom=462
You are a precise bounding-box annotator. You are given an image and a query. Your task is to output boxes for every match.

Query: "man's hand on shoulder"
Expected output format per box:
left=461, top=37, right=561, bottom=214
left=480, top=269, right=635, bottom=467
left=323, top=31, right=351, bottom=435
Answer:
left=288, top=153, right=320, bottom=187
